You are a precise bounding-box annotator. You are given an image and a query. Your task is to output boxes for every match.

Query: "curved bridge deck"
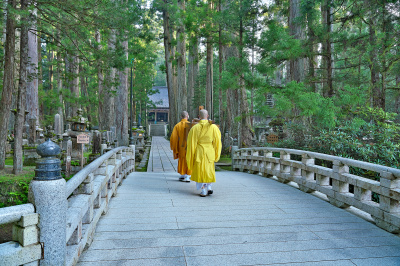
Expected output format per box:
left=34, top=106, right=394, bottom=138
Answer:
left=78, top=137, right=400, bottom=265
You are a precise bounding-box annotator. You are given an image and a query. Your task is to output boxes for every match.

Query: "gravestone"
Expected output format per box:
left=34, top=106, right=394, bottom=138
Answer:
left=88, top=130, right=101, bottom=162
left=28, top=118, right=36, bottom=144
left=101, top=133, right=108, bottom=155
left=24, top=117, right=40, bottom=166
left=54, top=114, right=62, bottom=135
left=66, top=109, right=89, bottom=173
left=110, top=126, right=116, bottom=142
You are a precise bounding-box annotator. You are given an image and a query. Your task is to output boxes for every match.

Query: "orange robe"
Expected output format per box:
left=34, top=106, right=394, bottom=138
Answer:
left=170, top=119, right=192, bottom=175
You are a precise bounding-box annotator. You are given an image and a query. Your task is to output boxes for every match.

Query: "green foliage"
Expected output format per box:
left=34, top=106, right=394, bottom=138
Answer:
left=6, top=181, right=29, bottom=206
left=276, top=107, right=400, bottom=170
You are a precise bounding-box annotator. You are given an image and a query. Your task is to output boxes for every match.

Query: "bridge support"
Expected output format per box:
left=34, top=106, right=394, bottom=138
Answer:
left=28, top=137, right=67, bottom=265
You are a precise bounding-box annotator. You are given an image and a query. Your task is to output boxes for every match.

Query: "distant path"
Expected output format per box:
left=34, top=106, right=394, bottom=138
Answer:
left=147, top=136, right=177, bottom=172
left=77, top=137, right=400, bottom=265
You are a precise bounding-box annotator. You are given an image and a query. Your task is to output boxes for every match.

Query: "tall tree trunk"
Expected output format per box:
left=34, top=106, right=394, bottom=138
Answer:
left=0, top=0, right=16, bottom=170
left=56, top=32, right=64, bottom=131
left=70, top=54, right=80, bottom=116
left=321, top=0, right=333, bottom=97
left=177, top=0, right=187, bottom=114
left=163, top=4, right=177, bottom=134
left=368, top=19, right=381, bottom=108
left=218, top=0, right=227, bottom=149
left=206, top=1, right=214, bottom=119
left=38, top=30, right=43, bottom=122
left=26, top=5, right=39, bottom=123
left=99, top=30, right=116, bottom=130
left=13, top=0, right=28, bottom=174
left=223, top=40, right=240, bottom=143
left=95, top=30, right=105, bottom=128
left=80, top=65, right=91, bottom=122
left=307, top=11, right=316, bottom=92
left=116, top=34, right=129, bottom=146
left=187, top=36, right=198, bottom=119
left=239, top=18, right=253, bottom=148
left=206, top=36, right=213, bottom=119
left=289, top=0, right=305, bottom=82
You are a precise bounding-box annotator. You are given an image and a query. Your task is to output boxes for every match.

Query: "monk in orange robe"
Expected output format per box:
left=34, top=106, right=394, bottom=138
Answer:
left=170, top=111, right=192, bottom=182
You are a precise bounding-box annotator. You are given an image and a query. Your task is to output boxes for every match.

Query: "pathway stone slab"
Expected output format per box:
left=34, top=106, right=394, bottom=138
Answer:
left=78, top=137, right=400, bottom=266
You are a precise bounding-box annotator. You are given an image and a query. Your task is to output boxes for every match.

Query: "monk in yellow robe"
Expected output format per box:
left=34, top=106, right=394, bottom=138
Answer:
left=170, top=111, right=192, bottom=182
left=186, top=109, right=222, bottom=197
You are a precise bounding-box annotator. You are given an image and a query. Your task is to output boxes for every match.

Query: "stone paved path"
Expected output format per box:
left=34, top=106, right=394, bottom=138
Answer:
left=78, top=137, right=400, bottom=265
left=147, top=136, right=177, bottom=172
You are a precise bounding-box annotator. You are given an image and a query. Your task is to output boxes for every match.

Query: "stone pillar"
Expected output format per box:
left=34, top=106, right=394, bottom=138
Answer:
left=65, top=137, right=72, bottom=179
left=231, top=145, right=239, bottom=171
left=101, top=133, right=108, bottom=155
left=28, top=138, right=66, bottom=266
left=28, top=118, right=36, bottom=144
left=54, top=114, right=61, bottom=135
left=110, top=126, right=116, bottom=142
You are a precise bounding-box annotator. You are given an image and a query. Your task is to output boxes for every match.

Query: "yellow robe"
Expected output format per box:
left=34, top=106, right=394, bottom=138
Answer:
left=170, top=119, right=192, bottom=175
left=186, top=120, right=222, bottom=183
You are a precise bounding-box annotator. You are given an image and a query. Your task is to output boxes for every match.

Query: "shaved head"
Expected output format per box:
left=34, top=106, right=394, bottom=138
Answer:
left=199, top=109, right=208, bottom=119
left=181, top=111, right=189, bottom=119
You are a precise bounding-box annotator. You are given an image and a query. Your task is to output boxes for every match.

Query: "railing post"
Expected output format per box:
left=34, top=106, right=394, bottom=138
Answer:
left=373, top=171, right=400, bottom=233
left=129, top=145, right=135, bottom=173
left=299, top=153, right=315, bottom=193
left=278, top=151, right=290, bottom=183
left=329, top=160, right=350, bottom=208
left=250, top=149, right=259, bottom=174
left=28, top=138, right=66, bottom=265
left=231, top=145, right=239, bottom=171
left=261, top=150, right=273, bottom=178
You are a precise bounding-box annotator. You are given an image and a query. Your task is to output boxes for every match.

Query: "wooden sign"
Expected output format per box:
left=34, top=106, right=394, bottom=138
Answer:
left=267, top=134, right=279, bottom=144
left=77, top=134, right=90, bottom=144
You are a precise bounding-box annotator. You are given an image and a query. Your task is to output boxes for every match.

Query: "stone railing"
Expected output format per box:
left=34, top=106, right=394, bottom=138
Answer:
left=64, top=146, right=135, bottom=265
left=0, top=138, right=135, bottom=266
left=0, top=204, right=41, bottom=265
left=232, top=147, right=400, bottom=233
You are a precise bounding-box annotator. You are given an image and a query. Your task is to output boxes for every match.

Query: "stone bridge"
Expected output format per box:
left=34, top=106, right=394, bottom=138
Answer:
left=1, top=137, right=400, bottom=265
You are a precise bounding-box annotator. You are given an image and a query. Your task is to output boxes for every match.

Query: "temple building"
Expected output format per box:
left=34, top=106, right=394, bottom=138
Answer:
left=148, top=86, right=169, bottom=124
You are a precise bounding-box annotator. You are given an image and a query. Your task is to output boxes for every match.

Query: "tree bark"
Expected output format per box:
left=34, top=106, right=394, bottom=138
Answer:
left=0, top=0, right=16, bottom=170
left=163, top=3, right=177, bottom=133
left=239, top=18, right=253, bottom=148
left=177, top=0, right=187, bottom=114
left=99, top=30, right=116, bottom=130
left=56, top=32, right=64, bottom=131
left=95, top=30, right=105, bottom=129
left=368, top=18, right=381, bottom=108
left=187, top=36, right=198, bottom=119
left=321, top=0, right=333, bottom=97
left=13, top=0, right=28, bottom=174
left=70, top=54, right=80, bottom=116
left=206, top=36, right=213, bottom=119
left=289, top=0, right=305, bottom=82
left=223, top=41, right=240, bottom=143
left=26, top=4, right=39, bottom=122
left=115, top=35, right=129, bottom=146
left=38, top=29, right=43, bottom=121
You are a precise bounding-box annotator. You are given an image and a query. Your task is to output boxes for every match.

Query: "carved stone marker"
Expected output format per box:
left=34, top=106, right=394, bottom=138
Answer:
left=54, top=114, right=62, bottom=135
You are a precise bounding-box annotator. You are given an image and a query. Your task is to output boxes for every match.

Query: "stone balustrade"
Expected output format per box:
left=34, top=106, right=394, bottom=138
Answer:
left=232, top=147, right=400, bottom=233
left=0, top=204, right=41, bottom=265
left=0, top=145, right=135, bottom=266
left=65, top=146, right=135, bottom=266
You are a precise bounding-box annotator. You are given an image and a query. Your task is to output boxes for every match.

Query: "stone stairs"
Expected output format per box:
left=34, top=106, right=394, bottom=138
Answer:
left=149, top=124, right=167, bottom=136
